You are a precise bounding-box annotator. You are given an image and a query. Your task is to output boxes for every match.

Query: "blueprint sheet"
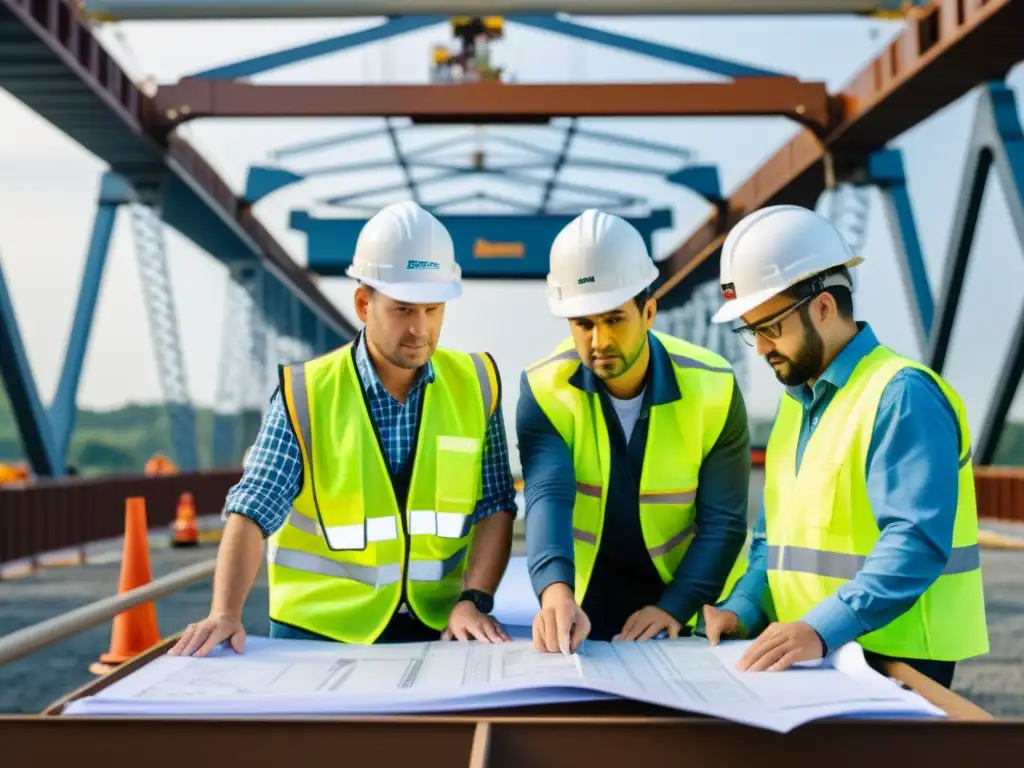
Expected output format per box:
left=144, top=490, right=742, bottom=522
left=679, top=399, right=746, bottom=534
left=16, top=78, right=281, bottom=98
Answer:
left=62, top=634, right=944, bottom=732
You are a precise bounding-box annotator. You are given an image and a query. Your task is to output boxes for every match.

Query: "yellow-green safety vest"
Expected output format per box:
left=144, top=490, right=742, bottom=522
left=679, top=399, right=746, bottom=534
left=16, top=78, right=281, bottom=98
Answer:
left=267, top=341, right=501, bottom=644
left=764, top=344, right=989, bottom=661
left=526, top=331, right=750, bottom=627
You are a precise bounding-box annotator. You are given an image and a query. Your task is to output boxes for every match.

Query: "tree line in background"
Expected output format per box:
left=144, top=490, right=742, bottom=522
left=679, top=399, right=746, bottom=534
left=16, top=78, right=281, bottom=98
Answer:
left=0, top=390, right=1022, bottom=478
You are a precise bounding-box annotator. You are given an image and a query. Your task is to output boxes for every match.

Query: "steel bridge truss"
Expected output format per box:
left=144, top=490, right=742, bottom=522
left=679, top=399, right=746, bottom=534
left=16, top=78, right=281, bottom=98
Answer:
left=2, top=0, right=1023, bottom=472
left=152, top=10, right=812, bottom=379
left=1, top=0, right=367, bottom=477
left=148, top=5, right=1024, bottom=460
left=0, top=170, right=334, bottom=476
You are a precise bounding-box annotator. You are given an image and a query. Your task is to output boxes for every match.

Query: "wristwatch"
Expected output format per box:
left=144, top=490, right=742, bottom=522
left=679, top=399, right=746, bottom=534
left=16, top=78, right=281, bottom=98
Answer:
left=457, top=588, right=494, bottom=615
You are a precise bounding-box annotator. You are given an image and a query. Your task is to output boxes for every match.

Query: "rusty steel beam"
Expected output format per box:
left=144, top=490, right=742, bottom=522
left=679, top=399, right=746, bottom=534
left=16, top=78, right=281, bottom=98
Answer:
left=152, top=79, right=834, bottom=131
left=654, top=0, right=1024, bottom=300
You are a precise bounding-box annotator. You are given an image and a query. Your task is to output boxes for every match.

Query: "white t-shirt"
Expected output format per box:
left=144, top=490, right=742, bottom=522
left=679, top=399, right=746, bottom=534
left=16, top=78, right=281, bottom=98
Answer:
left=608, top=387, right=646, bottom=444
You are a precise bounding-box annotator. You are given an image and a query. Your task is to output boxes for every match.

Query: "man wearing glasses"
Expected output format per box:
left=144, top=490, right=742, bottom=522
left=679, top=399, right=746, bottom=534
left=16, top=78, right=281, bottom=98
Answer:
left=700, top=205, right=988, bottom=688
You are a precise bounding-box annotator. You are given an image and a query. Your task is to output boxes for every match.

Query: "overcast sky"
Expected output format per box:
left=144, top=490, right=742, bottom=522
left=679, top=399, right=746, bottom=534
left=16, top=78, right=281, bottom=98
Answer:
left=1, top=14, right=1022, bottom=471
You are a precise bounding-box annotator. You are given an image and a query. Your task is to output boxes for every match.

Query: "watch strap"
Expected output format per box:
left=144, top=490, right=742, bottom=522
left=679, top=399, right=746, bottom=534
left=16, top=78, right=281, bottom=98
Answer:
left=458, top=588, right=494, bottom=614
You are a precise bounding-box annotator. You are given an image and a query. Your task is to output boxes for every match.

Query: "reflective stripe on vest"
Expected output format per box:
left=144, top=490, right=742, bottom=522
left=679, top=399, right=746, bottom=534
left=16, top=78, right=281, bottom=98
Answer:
left=763, top=344, right=989, bottom=661
left=286, top=505, right=473, bottom=547
left=267, top=343, right=496, bottom=644
left=766, top=542, right=981, bottom=581
left=526, top=331, right=745, bottom=627
left=268, top=544, right=467, bottom=587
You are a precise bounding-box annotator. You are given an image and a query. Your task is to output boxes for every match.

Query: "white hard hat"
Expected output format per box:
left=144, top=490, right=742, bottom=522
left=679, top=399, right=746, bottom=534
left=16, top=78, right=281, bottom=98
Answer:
left=546, top=209, right=659, bottom=318
left=711, top=205, right=863, bottom=324
left=345, top=201, right=462, bottom=304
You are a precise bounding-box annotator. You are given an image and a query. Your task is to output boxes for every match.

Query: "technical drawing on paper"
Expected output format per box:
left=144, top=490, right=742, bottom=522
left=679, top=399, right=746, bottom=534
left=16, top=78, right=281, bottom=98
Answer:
left=499, top=647, right=583, bottom=681
left=135, top=655, right=426, bottom=699
left=642, top=643, right=764, bottom=706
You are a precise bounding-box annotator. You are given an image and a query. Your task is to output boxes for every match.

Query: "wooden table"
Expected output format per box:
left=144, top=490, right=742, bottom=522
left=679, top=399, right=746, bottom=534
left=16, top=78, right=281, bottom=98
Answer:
left=3, top=635, right=1023, bottom=766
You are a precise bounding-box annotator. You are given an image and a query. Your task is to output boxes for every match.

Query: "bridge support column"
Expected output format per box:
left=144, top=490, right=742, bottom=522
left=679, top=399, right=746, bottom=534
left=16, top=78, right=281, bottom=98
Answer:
left=129, top=182, right=199, bottom=472
left=50, top=172, right=131, bottom=463
left=864, top=149, right=933, bottom=355
left=212, top=263, right=256, bottom=468
left=0, top=256, right=61, bottom=476
left=0, top=172, right=130, bottom=477
left=925, top=81, right=1024, bottom=465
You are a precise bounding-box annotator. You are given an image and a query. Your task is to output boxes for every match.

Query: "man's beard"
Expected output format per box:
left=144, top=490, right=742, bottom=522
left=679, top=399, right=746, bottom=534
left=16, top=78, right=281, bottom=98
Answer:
left=589, top=337, right=646, bottom=381
left=765, top=316, right=824, bottom=387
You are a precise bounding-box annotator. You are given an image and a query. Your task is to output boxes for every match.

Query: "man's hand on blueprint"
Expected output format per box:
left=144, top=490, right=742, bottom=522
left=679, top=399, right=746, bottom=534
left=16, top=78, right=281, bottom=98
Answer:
left=735, top=621, right=824, bottom=672
left=701, top=605, right=741, bottom=646
left=167, top=612, right=246, bottom=657
left=440, top=601, right=511, bottom=643
left=612, top=606, right=682, bottom=641
left=532, top=582, right=591, bottom=654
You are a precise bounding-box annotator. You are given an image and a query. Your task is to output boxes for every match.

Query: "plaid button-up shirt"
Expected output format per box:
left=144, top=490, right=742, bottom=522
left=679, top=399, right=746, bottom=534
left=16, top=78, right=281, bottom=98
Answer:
left=224, top=332, right=517, bottom=536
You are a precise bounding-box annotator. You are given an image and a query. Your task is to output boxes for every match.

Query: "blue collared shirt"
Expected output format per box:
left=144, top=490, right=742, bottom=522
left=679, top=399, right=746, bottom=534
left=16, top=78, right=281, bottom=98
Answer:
left=717, top=322, right=963, bottom=654
left=224, top=332, right=518, bottom=536
left=517, top=332, right=751, bottom=639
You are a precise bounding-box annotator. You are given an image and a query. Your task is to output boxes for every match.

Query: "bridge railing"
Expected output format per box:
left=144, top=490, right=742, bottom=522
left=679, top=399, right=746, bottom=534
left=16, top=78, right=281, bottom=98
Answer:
left=974, top=466, right=1024, bottom=524
left=0, top=470, right=241, bottom=566
left=1, top=465, right=1020, bottom=570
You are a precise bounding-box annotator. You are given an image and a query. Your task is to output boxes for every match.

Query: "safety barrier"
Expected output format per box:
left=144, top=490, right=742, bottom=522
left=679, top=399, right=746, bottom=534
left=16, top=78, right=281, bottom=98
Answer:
left=0, top=465, right=1020, bottom=567
left=0, top=470, right=241, bottom=565
left=974, top=466, right=1024, bottom=523
left=0, top=558, right=216, bottom=667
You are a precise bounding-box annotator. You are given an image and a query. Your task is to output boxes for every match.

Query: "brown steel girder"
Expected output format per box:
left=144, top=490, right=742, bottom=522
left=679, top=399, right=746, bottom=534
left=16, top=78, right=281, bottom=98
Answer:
left=652, top=0, right=1024, bottom=301
left=151, top=78, right=837, bottom=132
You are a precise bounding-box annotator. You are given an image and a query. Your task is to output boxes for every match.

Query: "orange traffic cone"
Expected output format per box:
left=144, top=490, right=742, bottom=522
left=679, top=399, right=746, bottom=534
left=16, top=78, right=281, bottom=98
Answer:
left=93, top=497, right=161, bottom=671
left=171, top=492, right=199, bottom=548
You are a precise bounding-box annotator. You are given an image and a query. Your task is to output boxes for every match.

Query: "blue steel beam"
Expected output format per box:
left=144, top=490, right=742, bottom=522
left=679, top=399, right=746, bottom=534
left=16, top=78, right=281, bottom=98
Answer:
left=0, top=172, right=137, bottom=477
left=190, top=15, right=447, bottom=78
left=182, top=11, right=783, bottom=81
left=384, top=117, right=421, bottom=205
left=270, top=125, right=404, bottom=161
left=476, top=133, right=561, bottom=160
left=971, top=83, right=1024, bottom=465
left=246, top=155, right=686, bottom=204
left=666, top=165, right=723, bottom=202
left=247, top=150, right=711, bottom=207
left=925, top=81, right=1024, bottom=465
left=507, top=14, right=786, bottom=79
left=291, top=209, right=673, bottom=279
left=211, top=264, right=252, bottom=468
left=317, top=165, right=644, bottom=209
left=427, top=191, right=537, bottom=213
left=273, top=124, right=690, bottom=164
left=130, top=195, right=200, bottom=473
left=866, top=148, right=932, bottom=352
left=571, top=126, right=694, bottom=159
left=539, top=118, right=577, bottom=213
left=49, top=172, right=134, bottom=460
left=0, top=257, right=61, bottom=476
left=928, top=82, right=1013, bottom=374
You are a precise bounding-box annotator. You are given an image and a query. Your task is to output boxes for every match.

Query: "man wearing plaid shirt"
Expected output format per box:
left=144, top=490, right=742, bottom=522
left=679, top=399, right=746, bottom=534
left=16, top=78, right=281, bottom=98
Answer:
left=171, top=203, right=518, bottom=656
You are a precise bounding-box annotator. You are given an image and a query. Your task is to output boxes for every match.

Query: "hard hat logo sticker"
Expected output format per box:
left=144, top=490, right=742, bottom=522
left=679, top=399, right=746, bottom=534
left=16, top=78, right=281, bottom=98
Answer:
left=577, top=275, right=596, bottom=285
left=407, top=260, right=441, bottom=271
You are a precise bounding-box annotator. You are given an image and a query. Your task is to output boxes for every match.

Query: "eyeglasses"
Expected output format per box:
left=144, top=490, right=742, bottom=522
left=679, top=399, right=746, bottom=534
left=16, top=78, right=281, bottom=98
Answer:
left=732, top=295, right=814, bottom=347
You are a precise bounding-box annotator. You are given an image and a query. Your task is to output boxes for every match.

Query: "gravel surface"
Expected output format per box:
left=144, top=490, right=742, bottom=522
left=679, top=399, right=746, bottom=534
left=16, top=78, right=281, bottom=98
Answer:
left=2, top=528, right=1022, bottom=717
